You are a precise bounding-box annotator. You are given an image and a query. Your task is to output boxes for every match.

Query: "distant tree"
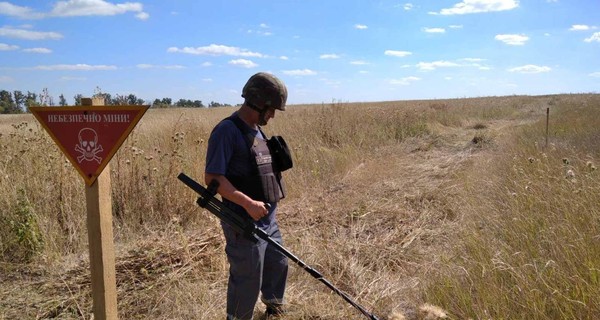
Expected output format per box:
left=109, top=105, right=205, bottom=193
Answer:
left=175, top=99, right=204, bottom=108
left=25, top=91, right=38, bottom=111
left=152, top=98, right=171, bottom=108
left=209, top=101, right=227, bottom=108
left=13, top=90, right=25, bottom=111
left=0, top=90, right=13, bottom=114
left=127, top=94, right=145, bottom=105
left=73, top=94, right=83, bottom=106
left=175, top=98, right=190, bottom=107
left=58, top=94, right=67, bottom=106
left=161, top=97, right=172, bottom=106
left=111, top=94, right=128, bottom=105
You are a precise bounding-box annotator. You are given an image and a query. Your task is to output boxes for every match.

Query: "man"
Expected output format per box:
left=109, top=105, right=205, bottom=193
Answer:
left=205, top=72, right=289, bottom=320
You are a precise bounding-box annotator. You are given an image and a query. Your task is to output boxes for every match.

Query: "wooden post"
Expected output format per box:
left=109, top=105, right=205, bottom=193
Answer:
left=82, top=97, right=118, bottom=320
left=545, top=107, right=550, bottom=148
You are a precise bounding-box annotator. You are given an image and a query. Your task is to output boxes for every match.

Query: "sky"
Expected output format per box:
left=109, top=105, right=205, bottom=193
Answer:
left=0, top=0, right=599, bottom=105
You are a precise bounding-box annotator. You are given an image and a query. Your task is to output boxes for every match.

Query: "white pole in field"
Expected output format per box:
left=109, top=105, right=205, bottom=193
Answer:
left=545, top=107, right=550, bottom=148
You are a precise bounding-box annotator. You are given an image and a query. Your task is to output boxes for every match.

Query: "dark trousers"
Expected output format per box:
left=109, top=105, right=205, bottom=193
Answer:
left=222, top=221, right=288, bottom=320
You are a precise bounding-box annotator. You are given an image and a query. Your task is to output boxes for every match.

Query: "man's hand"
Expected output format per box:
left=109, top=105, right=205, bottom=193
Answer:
left=205, top=173, right=269, bottom=221
left=244, top=200, right=268, bottom=221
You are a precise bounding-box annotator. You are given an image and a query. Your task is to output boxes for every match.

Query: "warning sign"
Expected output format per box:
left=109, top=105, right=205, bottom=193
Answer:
left=30, top=105, right=149, bottom=186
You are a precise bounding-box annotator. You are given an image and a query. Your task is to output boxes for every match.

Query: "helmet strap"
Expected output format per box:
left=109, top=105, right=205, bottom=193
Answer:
left=246, top=101, right=268, bottom=126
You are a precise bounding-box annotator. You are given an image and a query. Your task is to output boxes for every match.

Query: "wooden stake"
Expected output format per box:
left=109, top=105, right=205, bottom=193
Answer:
left=82, top=97, right=118, bottom=320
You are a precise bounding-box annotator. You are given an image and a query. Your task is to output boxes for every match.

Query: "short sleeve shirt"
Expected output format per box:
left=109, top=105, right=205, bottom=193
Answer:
left=205, top=112, right=276, bottom=228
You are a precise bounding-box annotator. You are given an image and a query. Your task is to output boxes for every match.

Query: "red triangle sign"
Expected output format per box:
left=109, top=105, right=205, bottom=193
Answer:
left=30, top=105, right=149, bottom=186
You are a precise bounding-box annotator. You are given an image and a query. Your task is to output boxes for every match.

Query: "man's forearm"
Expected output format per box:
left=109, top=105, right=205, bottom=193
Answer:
left=204, top=173, right=267, bottom=220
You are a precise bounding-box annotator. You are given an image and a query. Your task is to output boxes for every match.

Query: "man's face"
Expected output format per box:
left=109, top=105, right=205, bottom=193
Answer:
left=259, top=107, right=276, bottom=126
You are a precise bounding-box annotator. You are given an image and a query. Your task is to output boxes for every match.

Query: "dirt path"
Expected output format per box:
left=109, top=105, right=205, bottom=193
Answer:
left=279, top=117, right=536, bottom=318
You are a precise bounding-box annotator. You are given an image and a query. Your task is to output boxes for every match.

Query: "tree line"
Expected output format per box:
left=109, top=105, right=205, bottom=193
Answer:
left=0, top=88, right=233, bottom=114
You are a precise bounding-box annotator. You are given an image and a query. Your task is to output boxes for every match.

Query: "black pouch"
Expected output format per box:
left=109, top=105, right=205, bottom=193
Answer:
left=267, top=136, right=293, bottom=172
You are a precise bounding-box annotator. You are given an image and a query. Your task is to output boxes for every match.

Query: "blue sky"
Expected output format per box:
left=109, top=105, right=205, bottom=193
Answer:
left=0, top=0, right=599, bottom=105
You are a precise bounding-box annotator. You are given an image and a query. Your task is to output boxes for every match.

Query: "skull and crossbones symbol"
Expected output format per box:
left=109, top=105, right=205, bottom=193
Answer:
left=75, top=128, right=103, bottom=164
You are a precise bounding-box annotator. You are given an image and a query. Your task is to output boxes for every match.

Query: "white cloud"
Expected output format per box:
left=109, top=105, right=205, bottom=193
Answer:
left=0, top=2, right=43, bottom=19
left=201, top=62, right=212, bottom=67
left=495, top=34, right=529, bottom=45
left=584, top=32, right=600, bottom=43
left=355, top=24, right=368, bottom=30
left=589, top=72, right=600, bottom=77
left=0, top=26, right=63, bottom=40
left=449, top=25, right=464, bottom=29
left=33, top=64, right=117, bottom=71
left=320, top=54, right=340, bottom=59
left=282, top=69, right=317, bottom=76
left=390, top=76, right=421, bottom=85
left=423, top=27, right=446, bottom=33
left=0, top=43, right=19, bottom=50
left=350, top=60, right=369, bottom=65
left=0, top=75, right=13, bottom=82
left=50, top=0, right=149, bottom=19
left=435, top=0, right=519, bottom=15
left=0, top=1, right=148, bottom=19
left=23, top=47, right=52, bottom=53
left=384, top=50, right=412, bottom=57
left=570, top=25, right=591, bottom=31
left=458, top=58, right=491, bottom=70
left=508, top=65, right=551, bottom=73
left=136, top=64, right=184, bottom=69
left=279, top=56, right=289, bottom=60
left=403, top=3, right=414, bottom=10
left=228, top=59, right=258, bottom=68
left=167, top=44, right=264, bottom=57
left=416, top=61, right=460, bottom=71
left=135, top=12, right=149, bottom=20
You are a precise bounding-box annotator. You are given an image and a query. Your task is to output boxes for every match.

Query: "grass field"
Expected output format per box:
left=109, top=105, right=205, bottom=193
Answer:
left=1, top=94, right=599, bottom=319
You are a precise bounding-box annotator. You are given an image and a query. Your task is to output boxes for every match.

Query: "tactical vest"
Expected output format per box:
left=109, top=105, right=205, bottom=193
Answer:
left=224, top=115, right=285, bottom=203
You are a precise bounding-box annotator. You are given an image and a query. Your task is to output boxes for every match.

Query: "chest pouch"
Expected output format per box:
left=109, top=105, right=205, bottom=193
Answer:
left=267, top=136, right=293, bottom=172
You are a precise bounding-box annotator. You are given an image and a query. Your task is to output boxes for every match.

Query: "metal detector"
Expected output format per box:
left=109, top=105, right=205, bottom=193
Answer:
left=178, top=173, right=380, bottom=320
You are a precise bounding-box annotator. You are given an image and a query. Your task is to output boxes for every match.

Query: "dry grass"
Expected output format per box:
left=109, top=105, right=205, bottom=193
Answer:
left=422, top=94, right=600, bottom=319
left=1, top=94, right=598, bottom=319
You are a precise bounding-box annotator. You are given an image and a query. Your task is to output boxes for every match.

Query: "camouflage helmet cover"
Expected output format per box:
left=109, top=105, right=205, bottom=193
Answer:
left=242, top=72, right=288, bottom=111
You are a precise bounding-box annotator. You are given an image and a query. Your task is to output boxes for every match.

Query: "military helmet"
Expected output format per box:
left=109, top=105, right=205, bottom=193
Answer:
left=242, top=72, right=288, bottom=111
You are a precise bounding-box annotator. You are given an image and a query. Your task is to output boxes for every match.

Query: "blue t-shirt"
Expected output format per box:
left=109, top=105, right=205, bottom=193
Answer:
left=205, top=112, right=277, bottom=228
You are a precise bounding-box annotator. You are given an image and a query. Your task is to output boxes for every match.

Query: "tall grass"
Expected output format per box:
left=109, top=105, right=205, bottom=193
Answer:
left=1, top=94, right=598, bottom=319
left=0, top=102, right=432, bottom=262
left=423, top=94, right=600, bottom=319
